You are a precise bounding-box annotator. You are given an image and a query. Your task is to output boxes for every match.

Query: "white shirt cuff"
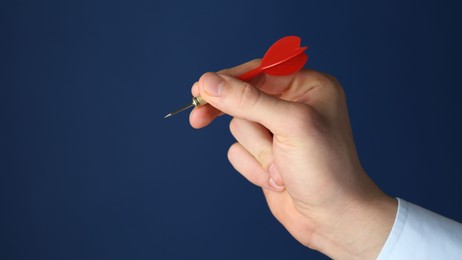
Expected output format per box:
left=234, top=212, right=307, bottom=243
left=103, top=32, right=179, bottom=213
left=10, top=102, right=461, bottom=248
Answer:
left=378, top=198, right=462, bottom=259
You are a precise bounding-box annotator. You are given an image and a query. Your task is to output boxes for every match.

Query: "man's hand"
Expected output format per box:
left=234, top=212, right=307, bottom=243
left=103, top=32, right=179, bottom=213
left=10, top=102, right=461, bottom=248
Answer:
left=189, top=60, right=397, bottom=259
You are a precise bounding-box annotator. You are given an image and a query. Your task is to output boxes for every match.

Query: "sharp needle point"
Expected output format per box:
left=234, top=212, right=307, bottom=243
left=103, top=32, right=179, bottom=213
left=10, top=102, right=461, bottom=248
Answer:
left=164, top=103, right=194, bottom=118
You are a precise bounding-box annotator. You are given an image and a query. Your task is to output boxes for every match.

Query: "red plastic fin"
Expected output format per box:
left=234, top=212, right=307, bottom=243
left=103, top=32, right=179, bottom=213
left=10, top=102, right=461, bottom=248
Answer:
left=237, top=66, right=263, bottom=81
left=260, top=36, right=305, bottom=69
left=264, top=53, right=308, bottom=76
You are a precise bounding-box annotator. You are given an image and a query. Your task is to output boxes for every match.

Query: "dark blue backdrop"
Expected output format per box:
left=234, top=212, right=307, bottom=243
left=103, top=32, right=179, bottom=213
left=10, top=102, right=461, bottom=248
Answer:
left=1, top=0, right=462, bottom=259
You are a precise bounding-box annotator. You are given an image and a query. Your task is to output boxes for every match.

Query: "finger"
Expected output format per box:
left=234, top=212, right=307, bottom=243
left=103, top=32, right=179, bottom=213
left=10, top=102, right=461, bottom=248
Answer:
left=229, top=118, right=273, bottom=169
left=217, top=59, right=261, bottom=78
left=269, top=163, right=284, bottom=187
left=230, top=118, right=286, bottom=188
left=198, top=72, right=319, bottom=138
left=228, top=143, right=284, bottom=192
left=189, top=105, right=223, bottom=129
left=280, top=70, right=346, bottom=122
left=248, top=69, right=346, bottom=126
left=192, top=60, right=261, bottom=105
left=191, top=82, right=199, bottom=96
left=190, top=82, right=224, bottom=128
left=189, top=60, right=262, bottom=129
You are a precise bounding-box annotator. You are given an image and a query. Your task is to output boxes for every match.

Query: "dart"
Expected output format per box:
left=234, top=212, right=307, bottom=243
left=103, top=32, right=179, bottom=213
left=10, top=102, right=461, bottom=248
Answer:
left=164, top=36, right=308, bottom=118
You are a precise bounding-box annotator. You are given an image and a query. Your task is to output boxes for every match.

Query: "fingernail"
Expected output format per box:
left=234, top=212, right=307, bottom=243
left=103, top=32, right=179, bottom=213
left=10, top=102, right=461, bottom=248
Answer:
left=269, top=178, right=285, bottom=192
left=203, top=73, right=224, bottom=97
left=269, top=163, right=284, bottom=186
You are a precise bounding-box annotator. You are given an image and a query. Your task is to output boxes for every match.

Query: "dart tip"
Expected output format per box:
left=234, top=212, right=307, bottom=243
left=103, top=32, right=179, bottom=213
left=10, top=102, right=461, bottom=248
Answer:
left=164, top=103, right=195, bottom=119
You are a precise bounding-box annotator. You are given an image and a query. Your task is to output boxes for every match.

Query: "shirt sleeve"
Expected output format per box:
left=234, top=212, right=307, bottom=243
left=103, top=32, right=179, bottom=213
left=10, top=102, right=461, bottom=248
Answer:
left=377, top=198, right=462, bottom=259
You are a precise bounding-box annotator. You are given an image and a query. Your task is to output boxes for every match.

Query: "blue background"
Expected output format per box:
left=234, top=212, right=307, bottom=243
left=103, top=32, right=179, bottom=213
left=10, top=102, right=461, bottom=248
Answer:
left=1, top=0, right=462, bottom=259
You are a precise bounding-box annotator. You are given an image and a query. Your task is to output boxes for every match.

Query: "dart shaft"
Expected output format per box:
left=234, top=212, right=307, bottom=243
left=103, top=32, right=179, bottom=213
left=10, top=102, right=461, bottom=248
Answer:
left=164, top=96, right=208, bottom=118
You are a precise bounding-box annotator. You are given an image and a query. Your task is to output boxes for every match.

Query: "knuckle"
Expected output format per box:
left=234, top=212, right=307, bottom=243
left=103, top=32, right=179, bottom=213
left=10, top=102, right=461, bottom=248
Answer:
left=237, top=82, right=260, bottom=110
left=229, top=118, right=238, bottom=135
left=306, top=70, right=337, bottom=84
left=323, top=73, right=345, bottom=99
left=289, top=103, right=325, bottom=136
left=311, top=71, right=344, bottom=100
left=229, top=118, right=243, bottom=139
left=256, top=148, right=272, bottom=170
left=299, top=71, right=346, bottom=112
left=227, top=142, right=240, bottom=161
left=247, top=163, right=262, bottom=179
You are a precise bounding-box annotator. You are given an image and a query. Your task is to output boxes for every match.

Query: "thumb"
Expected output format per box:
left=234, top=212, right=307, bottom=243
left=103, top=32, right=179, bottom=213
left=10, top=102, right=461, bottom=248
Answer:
left=198, top=72, right=314, bottom=137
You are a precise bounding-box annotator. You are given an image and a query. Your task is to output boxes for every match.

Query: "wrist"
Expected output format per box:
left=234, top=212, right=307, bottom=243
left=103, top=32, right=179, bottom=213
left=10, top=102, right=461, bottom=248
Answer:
left=304, top=180, right=398, bottom=259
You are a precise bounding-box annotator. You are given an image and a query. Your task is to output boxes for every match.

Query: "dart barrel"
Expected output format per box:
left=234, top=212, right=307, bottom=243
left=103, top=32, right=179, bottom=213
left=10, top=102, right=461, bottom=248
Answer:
left=192, top=96, right=207, bottom=107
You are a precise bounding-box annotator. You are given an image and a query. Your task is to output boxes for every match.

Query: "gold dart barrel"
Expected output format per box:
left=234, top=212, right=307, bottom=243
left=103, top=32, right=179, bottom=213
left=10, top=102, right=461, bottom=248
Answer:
left=191, top=96, right=207, bottom=107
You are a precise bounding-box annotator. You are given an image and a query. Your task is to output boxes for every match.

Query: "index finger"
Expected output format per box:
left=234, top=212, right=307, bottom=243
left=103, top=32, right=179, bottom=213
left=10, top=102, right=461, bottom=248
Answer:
left=189, top=59, right=263, bottom=129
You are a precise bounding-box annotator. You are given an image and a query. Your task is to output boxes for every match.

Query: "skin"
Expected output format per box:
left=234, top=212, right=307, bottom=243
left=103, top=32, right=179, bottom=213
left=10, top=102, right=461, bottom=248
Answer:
left=189, top=59, right=397, bottom=259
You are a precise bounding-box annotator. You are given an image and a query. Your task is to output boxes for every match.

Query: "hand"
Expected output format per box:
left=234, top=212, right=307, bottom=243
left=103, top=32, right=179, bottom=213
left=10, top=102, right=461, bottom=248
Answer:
left=189, top=60, right=397, bottom=259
